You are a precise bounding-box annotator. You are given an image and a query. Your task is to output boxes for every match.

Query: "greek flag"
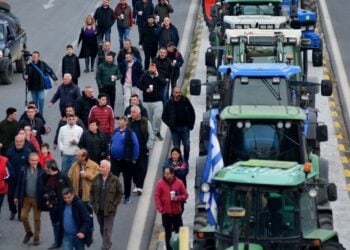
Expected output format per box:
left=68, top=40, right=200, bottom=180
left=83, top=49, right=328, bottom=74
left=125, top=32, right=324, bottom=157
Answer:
left=200, top=109, right=224, bottom=225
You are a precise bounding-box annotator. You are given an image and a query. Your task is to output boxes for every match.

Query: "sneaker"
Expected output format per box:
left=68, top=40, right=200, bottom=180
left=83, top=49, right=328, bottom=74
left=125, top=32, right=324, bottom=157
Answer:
left=137, top=188, right=143, bottom=196
left=48, top=242, right=60, bottom=249
left=155, top=132, right=163, bottom=141
left=123, top=197, right=131, bottom=204
left=33, top=238, right=40, bottom=245
left=9, top=212, right=15, bottom=220
left=91, top=68, right=94, bottom=72
left=83, top=69, right=89, bottom=73
left=23, top=231, right=33, bottom=244
left=132, top=187, right=138, bottom=193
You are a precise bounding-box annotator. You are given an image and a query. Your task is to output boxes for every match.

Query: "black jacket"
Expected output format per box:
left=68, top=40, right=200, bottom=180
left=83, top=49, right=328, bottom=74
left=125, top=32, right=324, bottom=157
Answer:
left=15, top=165, right=47, bottom=209
left=74, top=91, right=98, bottom=127
left=78, top=129, right=109, bottom=164
left=119, top=58, right=143, bottom=86
left=19, top=116, right=46, bottom=145
left=43, top=171, right=71, bottom=209
left=24, top=61, right=58, bottom=91
left=50, top=83, right=81, bottom=115
left=133, top=1, right=154, bottom=26
left=6, top=146, right=31, bottom=182
left=94, top=6, right=115, bottom=33
left=153, top=56, right=173, bottom=80
left=138, top=71, right=165, bottom=102
left=124, top=103, right=148, bottom=118
left=117, top=46, right=142, bottom=65
left=162, top=96, right=196, bottom=130
left=140, top=23, right=159, bottom=47
left=62, top=54, right=81, bottom=79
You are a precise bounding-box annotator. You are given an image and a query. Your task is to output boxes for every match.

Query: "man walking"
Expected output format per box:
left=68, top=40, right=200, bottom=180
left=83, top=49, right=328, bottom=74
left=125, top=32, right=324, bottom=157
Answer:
left=166, top=42, right=184, bottom=89
left=154, top=167, right=188, bottom=250
left=110, top=116, right=139, bottom=203
left=138, top=63, right=165, bottom=140
left=117, top=39, right=142, bottom=64
left=162, top=87, right=195, bottom=162
left=133, top=0, right=154, bottom=46
left=96, top=53, right=121, bottom=110
left=62, top=45, right=81, bottom=85
left=97, top=41, right=116, bottom=66
left=94, top=0, right=115, bottom=42
left=90, top=160, right=123, bottom=250
left=124, top=94, right=148, bottom=118
left=58, top=114, right=84, bottom=173
left=23, top=51, right=58, bottom=114
left=48, top=73, right=81, bottom=117
left=140, top=15, right=159, bottom=70
left=119, top=52, right=143, bottom=108
left=158, top=17, right=179, bottom=48
left=15, top=152, right=46, bottom=246
left=114, top=0, right=133, bottom=50
left=74, top=86, right=98, bottom=127
left=153, top=47, right=173, bottom=103
left=0, top=107, right=19, bottom=155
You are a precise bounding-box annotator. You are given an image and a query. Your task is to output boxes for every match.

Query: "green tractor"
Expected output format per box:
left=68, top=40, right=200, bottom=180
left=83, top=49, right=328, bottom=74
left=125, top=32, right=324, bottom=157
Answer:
left=193, top=105, right=343, bottom=249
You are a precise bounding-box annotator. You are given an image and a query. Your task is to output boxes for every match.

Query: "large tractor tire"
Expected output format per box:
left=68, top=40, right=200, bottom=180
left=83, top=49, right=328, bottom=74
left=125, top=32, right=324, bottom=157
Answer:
left=322, top=241, right=346, bottom=250
left=193, top=210, right=215, bottom=250
left=202, top=0, right=216, bottom=28
left=0, top=58, right=13, bottom=85
left=301, top=0, right=317, bottom=12
left=318, top=212, right=333, bottom=230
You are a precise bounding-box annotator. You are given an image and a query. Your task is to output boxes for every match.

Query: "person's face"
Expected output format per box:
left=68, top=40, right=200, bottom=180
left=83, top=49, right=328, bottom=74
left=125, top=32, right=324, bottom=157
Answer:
left=103, top=42, right=111, bottom=52
left=118, top=119, right=127, bottom=128
left=130, top=109, right=140, bottom=120
left=125, top=54, right=133, bottom=62
left=103, top=0, right=109, bottom=7
left=63, top=193, right=74, bottom=204
left=163, top=18, right=170, bottom=26
left=123, top=41, right=131, bottom=49
left=147, top=18, right=155, bottom=25
left=106, top=55, right=113, bottom=64
left=76, top=151, right=85, bottom=163
left=29, top=155, right=39, bottom=168
left=120, top=0, right=126, bottom=4
left=85, top=88, right=94, bottom=98
left=63, top=76, right=71, bottom=85
left=26, top=109, right=35, bottom=119
left=89, top=122, right=98, bottom=133
left=23, top=126, right=32, bottom=137
left=164, top=168, right=174, bottom=182
left=65, top=107, right=74, bottom=116
left=8, top=112, right=17, bottom=121
left=173, top=88, right=182, bottom=101
left=86, top=16, right=93, bottom=25
left=130, top=97, right=139, bottom=105
left=159, top=49, right=167, bottom=59
left=99, top=162, right=110, bottom=175
left=167, top=45, right=175, bottom=53
left=67, top=116, right=76, bottom=126
left=41, top=146, right=49, bottom=155
left=149, top=64, right=157, bottom=73
left=171, top=150, right=180, bottom=161
left=67, top=47, right=73, bottom=56
left=32, top=53, right=39, bottom=63
left=99, top=97, right=108, bottom=106
left=15, top=137, right=25, bottom=149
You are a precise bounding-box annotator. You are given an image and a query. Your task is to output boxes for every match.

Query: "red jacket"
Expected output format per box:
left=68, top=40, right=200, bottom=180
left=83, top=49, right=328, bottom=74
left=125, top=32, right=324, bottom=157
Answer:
left=88, top=105, right=115, bottom=135
left=39, top=151, right=54, bottom=169
left=0, top=156, right=9, bottom=194
left=154, top=176, right=188, bottom=215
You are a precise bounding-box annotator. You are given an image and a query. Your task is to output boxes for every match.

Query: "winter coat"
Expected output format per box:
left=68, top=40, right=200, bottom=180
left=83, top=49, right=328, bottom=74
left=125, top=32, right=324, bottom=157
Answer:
left=15, top=164, right=47, bottom=209
left=0, top=118, right=19, bottom=155
left=0, top=156, right=10, bottom=194
left=57, top=124, right=83, bottom=156
left=78, top=129, right=109, bottom=164
left=96, top=61, right=121, bottom=88
left=24, top=61, right=58, bottom=91
left=38, top=151, right=54, bottom=169
left=88, top=105, right=115, bottom=135
left=167, top=49, right=184, bottom=70
left=74, top=91, right=98, bottom=127
left=133, top=1, right=154, bottom=26
left=19, top=116, right=46, bottom=145
left=50, top=83, right=81, bottom=115
left=97, top=49, right=117, bottom=66
left=158, top=23, right=179, bottom=48
left=114, top=3, right=133, bottom=28
left=6, top=146, right=31, bottom=183
left=62, top=54, right=81, bottom=79
left=90, top=173, right=123, bottom=216
left=119, top=59, right=143, bottom=86
left=138, top=71, right=165, bottom=102
left=68, top=159, right=99, bottom=202
left=117, top=46, right=142, bottom=65
left=54, top=118, right=85, bottom=145
left=124, top=103, right=148, bottom=118
left=153, top=56, right=173, bottom=79
left=140, top=23, right=159, bottom=48
left=154, top=2, right=174, bottom=23
left=94, top=6, right=115, bottom=33
left=154, top=176, right=188, bottom=215
left=42, top=171, right=71, bottom=209
left=162, top=95, right=196, bottom=130
left=162, top=159, right=188, bottom=186
left=78, top=27, right=98, bottom=58
left=111, top=128, right=139, bottom=161
left=128, top=117, right=154, bottom=153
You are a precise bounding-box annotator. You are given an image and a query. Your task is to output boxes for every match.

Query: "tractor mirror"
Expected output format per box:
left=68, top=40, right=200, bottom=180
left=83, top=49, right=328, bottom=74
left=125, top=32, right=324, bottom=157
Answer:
left=321, top=80, right=332, bottom=96
left=290, top=5, right=298, bottom=18
left=327, top=183, right=337, bottom=202
left=209, top=31, right=216, bottom=45
left=190, top=79, right=202, bottom=96
left=316, top=124, right=328, bottom=142
left=7, top=34, right=15, bottom=41
left=205, top=51, right=216, bottom=68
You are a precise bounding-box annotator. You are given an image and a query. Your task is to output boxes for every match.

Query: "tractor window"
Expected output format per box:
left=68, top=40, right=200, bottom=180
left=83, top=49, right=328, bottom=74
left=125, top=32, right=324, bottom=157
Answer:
left=300, top=190, right=318, bottom=233
left=257, top=191, right=299, bottom=239
left=232, top=78, right=289, bottom=106
left=224, top=121, right=301, bottom=165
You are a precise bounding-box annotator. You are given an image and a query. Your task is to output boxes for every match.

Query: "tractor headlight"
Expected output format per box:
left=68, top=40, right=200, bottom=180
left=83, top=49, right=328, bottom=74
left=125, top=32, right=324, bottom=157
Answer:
left=230, top=37, right=239, bottom=44
left=237, top=121, right=244, bottom=128
left=201, top=183, right=211, bottom=193
left=308, top=188, right=318, bottom=198
left=277, top=121, right=284, bottom=129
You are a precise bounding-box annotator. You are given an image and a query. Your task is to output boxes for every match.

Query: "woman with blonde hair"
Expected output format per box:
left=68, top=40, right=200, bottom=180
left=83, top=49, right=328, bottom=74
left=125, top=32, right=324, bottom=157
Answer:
left=78, top=15, right=98, bottom=73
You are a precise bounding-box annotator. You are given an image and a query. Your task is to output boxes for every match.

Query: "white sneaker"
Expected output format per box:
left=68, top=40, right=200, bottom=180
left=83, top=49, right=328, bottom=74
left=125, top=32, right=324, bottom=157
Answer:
left=137, top=188, right=143, bottom=196
left=133, top=187, right=138, bottom=193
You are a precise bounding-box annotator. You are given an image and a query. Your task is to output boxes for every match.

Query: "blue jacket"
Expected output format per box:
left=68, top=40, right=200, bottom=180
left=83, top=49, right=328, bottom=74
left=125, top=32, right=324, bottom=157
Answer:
left=50, top=83, right=81, bottom=115
left=15, top=164, right=47, bottom=209
left=158, top=24, right=179, bottom=48
left=118, top=58, right=143, bottom=86
left=6, top=146, right=32, bottom=182
left=111, top=128, right=140, bottom=161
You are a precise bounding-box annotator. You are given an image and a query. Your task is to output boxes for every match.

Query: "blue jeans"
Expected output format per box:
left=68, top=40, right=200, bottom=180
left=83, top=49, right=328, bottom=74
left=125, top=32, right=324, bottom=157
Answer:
left=162, top=80, right=170, bottom=104
left=171, top=126, right=190, bottom=161
left=63, top=232, right=85, bottom=250
left=117, top=26, right=130, bottom=49
left=98, top=28, right=111, bottom=43
left=61, top=154, right=76, bottom=174
left=49, top=206, right=61, bottom=245
left=31, top=90, right=45, bottom=114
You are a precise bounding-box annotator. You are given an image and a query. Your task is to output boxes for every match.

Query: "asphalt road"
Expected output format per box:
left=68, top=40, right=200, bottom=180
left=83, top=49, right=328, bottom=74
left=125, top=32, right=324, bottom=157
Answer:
left=0, top=0, right=194, bottom=249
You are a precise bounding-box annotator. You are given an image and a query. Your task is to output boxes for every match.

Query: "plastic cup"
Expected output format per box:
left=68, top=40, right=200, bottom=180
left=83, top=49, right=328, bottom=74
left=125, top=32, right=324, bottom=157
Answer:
left=120, top=14, right=124, bottom=19
left=149, top=84, right=153, bottom=91
left=170, top=191, right=176, bottom=200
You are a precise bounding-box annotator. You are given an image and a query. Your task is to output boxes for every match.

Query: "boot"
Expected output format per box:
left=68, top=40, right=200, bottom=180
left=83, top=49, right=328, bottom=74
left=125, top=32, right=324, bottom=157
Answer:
left=90, top=57, right=95, bottom=72
left=84, top=58, right=89, bottom=73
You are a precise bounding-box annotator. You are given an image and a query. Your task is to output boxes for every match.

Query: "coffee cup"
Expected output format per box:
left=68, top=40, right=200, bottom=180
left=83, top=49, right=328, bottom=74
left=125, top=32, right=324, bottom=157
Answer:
left=111, top=75, right=116, bottom=81
left=172, top=60, right=177, bottom=65
left=138, top=11, right=143, bottom=16
left=149, top=84, right=153, bottom=91
left=170, top=191, right=176, bottom=200
left=156, top=15, right=160, bottom=22
left=120, top=14, right=124, bottom=19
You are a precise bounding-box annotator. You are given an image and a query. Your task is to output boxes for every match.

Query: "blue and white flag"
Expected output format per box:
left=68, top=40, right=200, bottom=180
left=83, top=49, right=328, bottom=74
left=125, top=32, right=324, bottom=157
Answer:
left=200, top=109, right=224, bottom=225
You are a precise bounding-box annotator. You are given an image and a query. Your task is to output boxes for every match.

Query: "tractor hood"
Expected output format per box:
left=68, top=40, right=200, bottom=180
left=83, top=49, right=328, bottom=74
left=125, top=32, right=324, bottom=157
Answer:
left=225, top=243, right=263, bottom=250
left=223, top=15, right=288, bottom=29
left=219, top=63, right=301, bottom=80
left=214, top=159, right=308, bottom=186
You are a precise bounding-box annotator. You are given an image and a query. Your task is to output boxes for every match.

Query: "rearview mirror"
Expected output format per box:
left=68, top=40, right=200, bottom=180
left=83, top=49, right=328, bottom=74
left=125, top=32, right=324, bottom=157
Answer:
left=190, top=79, right=202, bottom=96
left=327, top=183, right=337, bottom=202
left=316, top=124, right=328, bottom=142
left=321, top=80, right=332, bottom=96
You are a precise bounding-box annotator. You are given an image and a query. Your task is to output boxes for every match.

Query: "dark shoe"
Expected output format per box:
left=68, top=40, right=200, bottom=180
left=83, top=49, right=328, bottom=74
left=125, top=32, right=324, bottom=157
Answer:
left=18, top=214, right=21, bottom=221
left=137, top=188, right=143, bottom=196
left=23, top=232, right=33, bottom=243
left=9, top=212, right=15, bottom=220
left=48, top=242, right=60, bottom=249
left=155, top=132, right=163, bottom=141
left=91, top=68, right=94, bottom=72
left=83, top=69, right=89, bottom=73
left=123, top=197, right=131, bottom=204
left=33, top=238, right=40, bottom=245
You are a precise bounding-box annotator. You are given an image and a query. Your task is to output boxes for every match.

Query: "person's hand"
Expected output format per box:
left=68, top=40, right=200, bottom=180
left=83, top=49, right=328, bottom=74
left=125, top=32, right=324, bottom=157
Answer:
left=146, top=87, right=153, bottom=93
left=48, top=102, right=53, bottom=108
left=45, top=127, right=51, bottom=134
left=0, top=143, right=2, bottom=149
left=53, top=144, right=58, bottom=150
left=132, top=160, right=136, bottom=164
left=54, top=80, right=59, bottom=85
left=14, top=198, right=18, bottom=205
left=155, top=71, right=159, bottom=77
left=80, top=171, right=86, bottom=178
left=76, top=232, right=85, bottom=239
left=23, top=75, right=28, bottom=80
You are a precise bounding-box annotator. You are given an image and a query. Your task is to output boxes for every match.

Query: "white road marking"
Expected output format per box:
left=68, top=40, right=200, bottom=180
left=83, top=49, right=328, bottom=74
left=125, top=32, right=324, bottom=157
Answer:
left=43, top=0, right=55, bottom=10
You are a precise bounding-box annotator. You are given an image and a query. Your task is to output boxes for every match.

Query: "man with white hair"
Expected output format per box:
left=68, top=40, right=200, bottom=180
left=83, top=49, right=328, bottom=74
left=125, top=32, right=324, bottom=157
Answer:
left=90, top=160, right=122, bottom=250
left=48, top=73, right=81, bottom=117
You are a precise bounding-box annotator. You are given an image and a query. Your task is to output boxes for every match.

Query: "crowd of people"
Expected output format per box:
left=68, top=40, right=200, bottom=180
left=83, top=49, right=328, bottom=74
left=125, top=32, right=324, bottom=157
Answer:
left=0, top=0, right=195, bottom=249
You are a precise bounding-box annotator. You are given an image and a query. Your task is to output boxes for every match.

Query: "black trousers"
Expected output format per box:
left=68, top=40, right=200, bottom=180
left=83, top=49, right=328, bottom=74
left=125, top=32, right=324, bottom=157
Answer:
left=99, top=86, right=116, bottom=111
left=143, top=45, right=158, bottom=70
left=111, top=158, right=135, bottom=198
left=135, top=152, right=149, bottom=189
left=162, top=213, right=183, bottom=250
left=8, top=181, right=20, bottom=215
